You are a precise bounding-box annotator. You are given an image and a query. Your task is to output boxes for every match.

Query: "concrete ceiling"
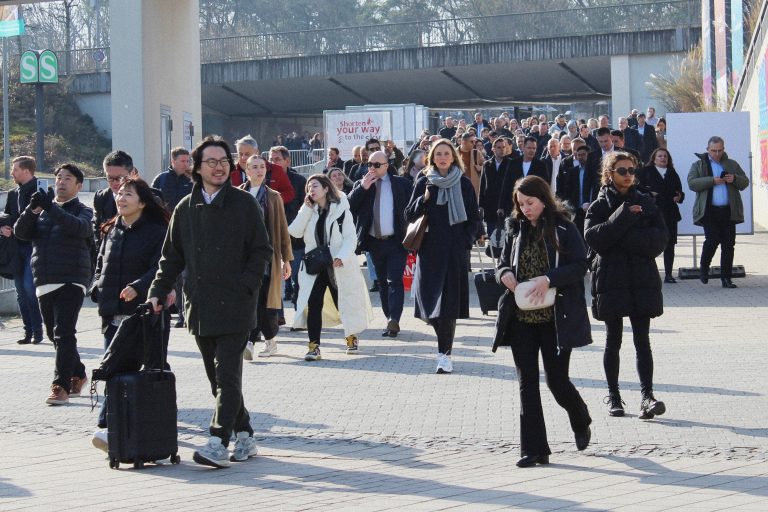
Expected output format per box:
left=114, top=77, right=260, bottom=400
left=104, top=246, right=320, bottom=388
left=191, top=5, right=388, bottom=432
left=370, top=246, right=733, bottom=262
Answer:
left=202, top=56, right=612, bottom=116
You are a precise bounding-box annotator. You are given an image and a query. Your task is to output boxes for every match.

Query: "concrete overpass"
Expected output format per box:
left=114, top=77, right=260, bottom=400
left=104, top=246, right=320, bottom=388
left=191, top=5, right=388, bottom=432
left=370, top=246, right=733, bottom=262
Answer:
left=67, top=1, right=700, bottom=119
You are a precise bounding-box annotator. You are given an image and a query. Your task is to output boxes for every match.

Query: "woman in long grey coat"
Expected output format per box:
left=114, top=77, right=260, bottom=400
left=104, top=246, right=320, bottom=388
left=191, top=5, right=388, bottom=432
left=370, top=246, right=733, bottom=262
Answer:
left=405, top=139, right=481, bottom=374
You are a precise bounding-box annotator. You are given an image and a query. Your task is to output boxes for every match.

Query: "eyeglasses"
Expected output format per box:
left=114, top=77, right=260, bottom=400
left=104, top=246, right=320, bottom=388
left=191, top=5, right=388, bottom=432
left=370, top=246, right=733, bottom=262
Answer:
left=612, top=167, right=637, bottom=176
left=203, top=158, right=231, bottom=169
left=106, top=175, right=127, bottom=183
left=368, top=162, right=387, bottom=169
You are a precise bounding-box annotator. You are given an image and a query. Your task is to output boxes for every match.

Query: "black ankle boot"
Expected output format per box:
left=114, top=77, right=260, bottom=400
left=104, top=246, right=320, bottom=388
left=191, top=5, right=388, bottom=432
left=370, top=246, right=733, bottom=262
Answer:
left=639, top=392, right=666, bottom=420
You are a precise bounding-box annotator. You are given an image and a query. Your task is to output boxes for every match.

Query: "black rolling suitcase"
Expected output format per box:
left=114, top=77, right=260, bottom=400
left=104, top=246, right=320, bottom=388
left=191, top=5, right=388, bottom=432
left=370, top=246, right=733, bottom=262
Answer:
left=474, top=245, right=504, bottom=315
left=106, top=306, right=179, bottom=469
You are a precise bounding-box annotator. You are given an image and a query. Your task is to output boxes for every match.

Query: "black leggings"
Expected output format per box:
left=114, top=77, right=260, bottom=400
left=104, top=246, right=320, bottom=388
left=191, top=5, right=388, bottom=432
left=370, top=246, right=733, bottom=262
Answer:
left=603, top=316, right=654, bottom=395
left=306, top=269, right=338, bottom=344
left=429, top=318, right=456, bottom=355
left=663, top=241, right=676, bottom=277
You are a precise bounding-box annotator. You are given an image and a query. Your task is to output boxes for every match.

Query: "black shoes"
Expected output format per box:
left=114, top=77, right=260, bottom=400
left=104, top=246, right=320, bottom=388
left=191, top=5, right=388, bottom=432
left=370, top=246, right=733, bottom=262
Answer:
left=381, top=319, right=400, bottom=338
left=639, top=394, right=666, bottom=420
left=17, top=334, right=42, bottom=345
left=516, top=454, right=549, bottom=468
left=721, top=278, right=738, bottom=288
left=700, top=265, right=709, bottom=284
left=575, top=426, right=591, bottom=451
left=369, top=280, right=380, bottom=293
left=605, top=392, right=625, bottom=417
left=664, top=275, right=677, bottom=284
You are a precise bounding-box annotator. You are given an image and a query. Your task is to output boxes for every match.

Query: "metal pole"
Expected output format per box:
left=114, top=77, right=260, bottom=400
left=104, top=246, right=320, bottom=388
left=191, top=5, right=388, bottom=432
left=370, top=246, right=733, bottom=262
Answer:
left=35, top=83, right=44, bottom=171
left=3, top=37, right=9, bottom=179
left=692, top=235, right=698, bottom=269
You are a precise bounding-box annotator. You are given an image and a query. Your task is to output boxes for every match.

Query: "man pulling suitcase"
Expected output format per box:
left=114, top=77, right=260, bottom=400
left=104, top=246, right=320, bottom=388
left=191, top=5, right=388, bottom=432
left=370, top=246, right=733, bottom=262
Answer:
left=149, top=137, right=273, bottom=468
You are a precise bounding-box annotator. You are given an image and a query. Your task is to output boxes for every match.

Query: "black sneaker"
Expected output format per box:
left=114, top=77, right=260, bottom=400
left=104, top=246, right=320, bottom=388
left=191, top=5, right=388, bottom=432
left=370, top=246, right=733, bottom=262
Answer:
left=604, top=393, right=625, bottom=417
left=639, top=394, right=666, bottom=420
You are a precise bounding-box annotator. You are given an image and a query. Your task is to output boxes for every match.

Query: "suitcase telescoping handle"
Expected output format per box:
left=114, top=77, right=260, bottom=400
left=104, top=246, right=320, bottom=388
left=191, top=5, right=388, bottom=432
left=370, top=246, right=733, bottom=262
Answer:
left=475, top=243, right=497, bottom=281
left=138, top=303, right=167, bottom=372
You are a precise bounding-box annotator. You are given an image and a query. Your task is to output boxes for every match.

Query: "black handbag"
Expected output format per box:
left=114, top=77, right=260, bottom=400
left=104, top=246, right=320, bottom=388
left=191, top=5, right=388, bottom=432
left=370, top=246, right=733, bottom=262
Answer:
left=303, top=246, right=333, bottom=275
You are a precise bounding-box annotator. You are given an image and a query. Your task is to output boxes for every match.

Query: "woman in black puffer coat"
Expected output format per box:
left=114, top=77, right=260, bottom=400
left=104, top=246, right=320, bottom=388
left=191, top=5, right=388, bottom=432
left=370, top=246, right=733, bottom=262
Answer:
left=90, top=178, right=170, bottom=444
left=584, top=152, right=668, bottom=421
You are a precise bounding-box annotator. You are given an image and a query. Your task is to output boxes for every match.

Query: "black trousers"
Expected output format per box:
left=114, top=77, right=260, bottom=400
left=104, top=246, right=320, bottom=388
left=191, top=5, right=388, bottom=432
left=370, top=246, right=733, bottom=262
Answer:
left=603, top=315, right=653, bottom=395
left=306, top=269, right=338, bottom=343
left=38, top=284, right=86, bottom=393
left=663, top=240, right=676, bottom=277
left=250, top=274, right=278, bottom=341
left=700, top=205, right=736, bottom=279
left=195, top=332, right=253, bottom=447
left=511, top=321, right=591, bottom=457
left=429, top=318, right=456, bottom=355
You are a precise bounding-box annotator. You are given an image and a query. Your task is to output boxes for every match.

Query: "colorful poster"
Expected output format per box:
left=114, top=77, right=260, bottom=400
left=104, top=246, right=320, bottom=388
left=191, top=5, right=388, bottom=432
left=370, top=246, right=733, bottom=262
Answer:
left=731, top=0, right=744, bottom=87
left=0, top=6, right=24, bottom=38
left=760, top=47, right=768, bottom=185
left=702, top=0, right=713, bottom=105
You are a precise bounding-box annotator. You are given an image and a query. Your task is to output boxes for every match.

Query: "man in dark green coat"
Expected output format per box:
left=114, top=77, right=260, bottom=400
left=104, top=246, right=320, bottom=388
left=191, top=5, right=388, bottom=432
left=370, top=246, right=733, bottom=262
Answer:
left=149, top=137, right=272, bottom=468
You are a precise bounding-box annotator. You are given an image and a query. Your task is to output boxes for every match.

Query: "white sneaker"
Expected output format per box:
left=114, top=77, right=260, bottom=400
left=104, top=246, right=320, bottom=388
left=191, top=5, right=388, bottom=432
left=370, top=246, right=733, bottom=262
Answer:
left=230, top=432, right=259, bottom=462
left=243, top=341, right=254, bottom=361
left=257, top=339, right=277, bottom=357
left=436, top=353, right=453, bottom=374
left=92, top=428, right=108, bottom=452
left=192, top=436, right=230, bottom=468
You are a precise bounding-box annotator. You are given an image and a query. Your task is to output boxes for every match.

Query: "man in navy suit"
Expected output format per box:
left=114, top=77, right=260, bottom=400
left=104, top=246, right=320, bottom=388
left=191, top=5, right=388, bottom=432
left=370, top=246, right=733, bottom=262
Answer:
left=497, top=136, right=549, bottom=217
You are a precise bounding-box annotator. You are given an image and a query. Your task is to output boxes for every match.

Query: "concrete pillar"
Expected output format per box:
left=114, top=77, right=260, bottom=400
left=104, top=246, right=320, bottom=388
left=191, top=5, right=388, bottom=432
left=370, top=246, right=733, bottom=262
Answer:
left=110, top=0, right=201, bottom=179
left=610, top=55, right=631, bottom=124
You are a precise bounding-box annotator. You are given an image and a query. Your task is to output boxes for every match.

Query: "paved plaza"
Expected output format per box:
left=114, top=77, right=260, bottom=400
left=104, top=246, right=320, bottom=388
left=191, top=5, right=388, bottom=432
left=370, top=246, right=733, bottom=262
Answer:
left=1, top=233, right=767, bottom=511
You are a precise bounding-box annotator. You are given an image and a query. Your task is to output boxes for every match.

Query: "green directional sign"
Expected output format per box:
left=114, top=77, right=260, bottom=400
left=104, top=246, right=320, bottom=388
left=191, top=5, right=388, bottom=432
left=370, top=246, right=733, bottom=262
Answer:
left=20, top=50, right=38, bottom=83
left=19, top=50, right=59, bottom=84
left=38, top=50, right=58, bottom=83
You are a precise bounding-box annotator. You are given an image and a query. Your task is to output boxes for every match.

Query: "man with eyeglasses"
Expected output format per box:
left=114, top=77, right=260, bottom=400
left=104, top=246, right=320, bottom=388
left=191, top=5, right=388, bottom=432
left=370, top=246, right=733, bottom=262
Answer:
left=148, top=136, right=272, bottom=468
left=93, top=151, right=136, bottom=252
left=348, top=151, right=412, bottom=338
left=688, top=136, right=749, bottom=288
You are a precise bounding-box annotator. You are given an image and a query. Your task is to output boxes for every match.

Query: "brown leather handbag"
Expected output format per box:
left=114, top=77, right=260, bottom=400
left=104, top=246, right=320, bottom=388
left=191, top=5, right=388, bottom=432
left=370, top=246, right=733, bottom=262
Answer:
left=402, top=215, right=428, bottom=252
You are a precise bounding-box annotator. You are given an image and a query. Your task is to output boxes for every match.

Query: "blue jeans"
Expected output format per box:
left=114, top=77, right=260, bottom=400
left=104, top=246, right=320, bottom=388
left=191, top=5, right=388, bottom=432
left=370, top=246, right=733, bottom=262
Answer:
left=368, top=237, right=407, bottom=322
left=13, top=244, right=42, bottom=338
left=365, top=252, right=378, bottom=281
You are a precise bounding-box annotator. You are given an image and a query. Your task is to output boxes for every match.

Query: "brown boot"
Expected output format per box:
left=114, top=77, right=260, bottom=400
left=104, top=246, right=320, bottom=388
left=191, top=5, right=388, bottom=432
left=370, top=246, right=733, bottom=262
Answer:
left=70, top=375, right=88, bottom=397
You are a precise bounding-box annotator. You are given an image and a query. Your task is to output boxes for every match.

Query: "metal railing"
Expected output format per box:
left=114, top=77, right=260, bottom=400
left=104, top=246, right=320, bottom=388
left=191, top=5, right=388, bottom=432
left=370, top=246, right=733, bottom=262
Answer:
left=26, top=0, right=699, bottom=75
left=199, top=0, right=700, bottom=63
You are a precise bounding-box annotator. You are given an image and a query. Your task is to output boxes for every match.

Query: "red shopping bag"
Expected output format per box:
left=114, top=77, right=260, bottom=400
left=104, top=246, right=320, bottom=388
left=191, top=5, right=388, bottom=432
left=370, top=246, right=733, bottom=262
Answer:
left=403, top=252, right=416, bottom=292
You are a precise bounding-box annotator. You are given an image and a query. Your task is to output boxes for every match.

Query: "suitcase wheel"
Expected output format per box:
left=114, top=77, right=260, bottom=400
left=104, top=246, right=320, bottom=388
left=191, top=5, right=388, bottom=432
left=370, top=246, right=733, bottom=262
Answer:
left=109, top=457, right=119, bottom=469
left=133, top=460, right=144, bottom=469
left=171, top=454, right=181, bottom=464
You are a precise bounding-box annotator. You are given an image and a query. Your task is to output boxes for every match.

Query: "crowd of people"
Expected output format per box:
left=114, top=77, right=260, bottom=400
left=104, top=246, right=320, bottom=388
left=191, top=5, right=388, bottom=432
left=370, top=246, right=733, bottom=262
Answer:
left=0, top=106, right=750, bottom=469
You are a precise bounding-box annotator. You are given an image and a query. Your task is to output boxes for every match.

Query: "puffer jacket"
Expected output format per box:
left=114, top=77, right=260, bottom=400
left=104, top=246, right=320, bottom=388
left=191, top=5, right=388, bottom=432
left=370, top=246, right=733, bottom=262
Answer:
left=91, top=216, right=168, bottom=317
left=584, top=184, right=667, bottom=321
left=14, top=197, right=94, bottom=287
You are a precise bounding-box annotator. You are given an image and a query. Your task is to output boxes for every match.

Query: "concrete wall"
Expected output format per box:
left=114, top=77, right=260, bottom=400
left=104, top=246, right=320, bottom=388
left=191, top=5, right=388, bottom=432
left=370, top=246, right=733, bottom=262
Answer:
left=74, top=93, right=112, bottom=138
left=110, top=0, right=202, bottom=181
left=611, top=52, right=685, bottom=122
left=737, top=33, right=768, bottom=230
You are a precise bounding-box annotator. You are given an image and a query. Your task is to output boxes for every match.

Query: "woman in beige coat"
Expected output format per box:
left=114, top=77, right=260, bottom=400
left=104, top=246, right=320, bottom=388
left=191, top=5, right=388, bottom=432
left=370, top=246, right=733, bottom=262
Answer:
left=240, top=155, right=293, bottom=359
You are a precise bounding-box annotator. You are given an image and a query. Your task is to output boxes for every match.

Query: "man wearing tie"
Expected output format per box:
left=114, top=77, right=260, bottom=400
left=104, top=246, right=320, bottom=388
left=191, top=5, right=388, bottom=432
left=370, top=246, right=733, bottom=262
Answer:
left=497, top=136, right=549, bottom=217
left=348, top=151, right=412, bottom=337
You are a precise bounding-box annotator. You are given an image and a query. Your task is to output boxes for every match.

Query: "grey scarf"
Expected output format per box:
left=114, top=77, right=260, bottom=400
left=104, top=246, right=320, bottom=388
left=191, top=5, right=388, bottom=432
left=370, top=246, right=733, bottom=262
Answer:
left=426, top=165, right=467, bottom=225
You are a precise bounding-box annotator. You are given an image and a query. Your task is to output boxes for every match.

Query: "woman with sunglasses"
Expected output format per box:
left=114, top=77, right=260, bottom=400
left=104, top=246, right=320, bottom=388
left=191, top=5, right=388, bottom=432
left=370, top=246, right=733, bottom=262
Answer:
left=584, top=152, right=669, bottom=420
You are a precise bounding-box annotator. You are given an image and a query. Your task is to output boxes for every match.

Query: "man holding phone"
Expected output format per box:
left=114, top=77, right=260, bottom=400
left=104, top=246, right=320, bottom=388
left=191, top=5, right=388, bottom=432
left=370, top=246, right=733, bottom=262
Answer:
left=688, top=136, right=750, bottom=288
left=0, top=156, right=44, bottom=344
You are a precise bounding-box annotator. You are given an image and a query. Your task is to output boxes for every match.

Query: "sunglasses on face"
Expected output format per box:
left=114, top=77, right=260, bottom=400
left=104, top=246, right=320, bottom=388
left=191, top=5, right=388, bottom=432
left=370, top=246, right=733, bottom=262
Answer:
left=368, top=162, right=387, bottom=169
left=612, top=167, right=637, bottom=176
